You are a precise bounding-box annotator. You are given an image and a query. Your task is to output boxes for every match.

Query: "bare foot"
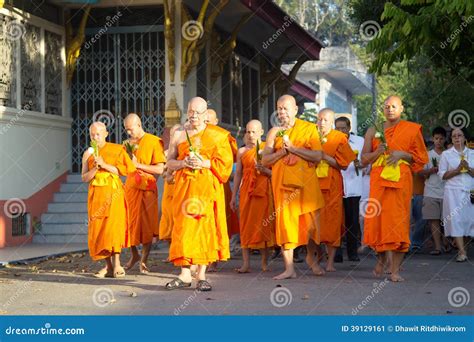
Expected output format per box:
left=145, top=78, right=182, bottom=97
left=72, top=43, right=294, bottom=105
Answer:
left=124, top=254, right=140, bottom=270
left=139, top=262, right=149, bottom=274
left=94, top=267, right=113, bottom=278
left=390, top=273, right=405, bottom=282
left=325, top=264, right=336, bottom=272
left=234, top=267, right=250, bottom=273
left=113, top=266, right=126, bottom=278
left=373, top=262, right=384, bottom=277
left=306, top=255, right=325, bottom=276
left=261, top=266, right=271, bottom=272
left=207, top=262, right=218, bottom=272
left=273, top=270, right=297, bottom=280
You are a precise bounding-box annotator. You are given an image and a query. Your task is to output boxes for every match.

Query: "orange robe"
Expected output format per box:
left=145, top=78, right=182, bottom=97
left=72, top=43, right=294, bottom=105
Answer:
left=225, top=135, right=240, bottom=237
left=158, top=176, right=175, bottom=241
left=271, top=118, right=325, bottom=249
left=169, top=125, right=233, bottom=266
left=239, top=143, right=275, bottom=248
left=363, top=120, right=428, bottom=253
left=312, top=130, right=355, bottom=247
left=124, top=133, right=166, bottom=246
left=87, top=142, right=136, bottom=260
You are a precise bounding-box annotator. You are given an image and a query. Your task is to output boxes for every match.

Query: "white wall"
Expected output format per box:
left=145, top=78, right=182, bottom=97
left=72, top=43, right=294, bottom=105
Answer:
left=0, top=108, right=71, bottom=199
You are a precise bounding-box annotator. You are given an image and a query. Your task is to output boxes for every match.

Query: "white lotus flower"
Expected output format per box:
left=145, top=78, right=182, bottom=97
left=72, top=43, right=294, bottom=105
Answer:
left=375, top=132, right=382, bottom=138
left=283, top=135, right=290, bottom=143
left=87, top=147, right=94, bottom=155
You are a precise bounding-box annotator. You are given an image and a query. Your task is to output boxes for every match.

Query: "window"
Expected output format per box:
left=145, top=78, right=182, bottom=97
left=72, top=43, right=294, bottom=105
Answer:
left=0, top=11, right=64, bottom=115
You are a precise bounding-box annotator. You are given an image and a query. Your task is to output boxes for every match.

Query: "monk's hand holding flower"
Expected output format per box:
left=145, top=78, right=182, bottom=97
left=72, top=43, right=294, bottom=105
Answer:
left=94, top=155, right=105, bottom=169
left=131, top=155, right=140, bottom=168
left=386, top=150, right=407, bottom=166
left=282, top=135, right=294, bottom=153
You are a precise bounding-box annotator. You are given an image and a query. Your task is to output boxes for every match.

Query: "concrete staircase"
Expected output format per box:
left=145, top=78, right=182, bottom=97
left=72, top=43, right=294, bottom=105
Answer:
left=33, top=174, right=88, bottom=244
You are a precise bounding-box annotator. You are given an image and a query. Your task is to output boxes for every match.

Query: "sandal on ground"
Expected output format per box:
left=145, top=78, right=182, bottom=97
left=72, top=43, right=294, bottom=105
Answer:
left=456, top=254, right=468, bottom=262
left=94, top=268, right=113, bottom=278
left=196, top=280, right=212, bottom=292
left=114, top=268, right=126, bottom=278
left=165, top=278, right=192, bottom=290
left=429, top=249, right=442, bottom=255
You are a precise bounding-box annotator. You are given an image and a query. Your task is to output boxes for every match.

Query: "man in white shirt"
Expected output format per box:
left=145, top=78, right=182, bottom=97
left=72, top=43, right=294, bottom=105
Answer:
left=419, top=127, right=447, bottom=255
left=335, top=117, right=365, bottom=262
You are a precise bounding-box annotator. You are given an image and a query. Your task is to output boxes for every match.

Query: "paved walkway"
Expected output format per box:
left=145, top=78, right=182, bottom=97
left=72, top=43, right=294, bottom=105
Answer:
left=0, top=243, right=87, bottom=266
left=0, top=246, right=472, bottom=315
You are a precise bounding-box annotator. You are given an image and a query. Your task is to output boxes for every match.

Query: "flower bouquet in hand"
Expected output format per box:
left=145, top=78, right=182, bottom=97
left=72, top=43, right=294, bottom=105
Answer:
left=185, top=130, right=203, bottom=173
left=256, top=139, right=263, bottom=174
left=123, top=139, right=138, bottom=159
left=373, top=119, right=387, bottom=150
left=87, top=140, right=99, bottom=157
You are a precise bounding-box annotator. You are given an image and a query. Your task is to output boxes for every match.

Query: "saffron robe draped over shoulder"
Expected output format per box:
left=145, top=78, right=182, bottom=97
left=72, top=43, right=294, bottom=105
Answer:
left=124, top=133, right=166, bottom=245
left=271, top=118, right=325, bottom=249
left=169, top=125, right=233, bottom=266
left=363, top=120, right=428, bottom=253
left=87, top=142, right=136, bottom=260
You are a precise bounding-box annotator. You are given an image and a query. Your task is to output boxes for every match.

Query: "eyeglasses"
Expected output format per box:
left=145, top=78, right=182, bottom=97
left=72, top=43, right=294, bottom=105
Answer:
left=187, top=109, right=207, bottom=116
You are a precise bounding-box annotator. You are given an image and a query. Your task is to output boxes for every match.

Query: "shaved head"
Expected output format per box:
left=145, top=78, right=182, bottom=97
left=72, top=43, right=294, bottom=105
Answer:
left=124, top=112, right=144, bottom=140
left=318, top=108, right=335, bottom=134
left=89, top=121, right=107, bottom=133
left=246, top=119, right=263, bottom=131
left=276, top=94, right=298, bottom=127
left=187, top=97, right=208, bottom=128
left=246, top=119, right=264, bottom=145
left=206, top=109, right=219, bottom=125
left=383, top=95, right=404, bottom=122
left=277, top=95, right=297, bottom=107
left=89, top=121, right=108, bottom=145
left=124, top=113, right=141, bottom=126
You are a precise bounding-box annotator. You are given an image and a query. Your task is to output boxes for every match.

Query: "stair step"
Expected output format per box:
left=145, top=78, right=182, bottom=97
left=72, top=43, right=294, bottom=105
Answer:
left=54, top=192, right=88, bottom=202
left=39, top=223, right=88, bottom=235
left=48, top=203, right=87, bottom=213
left=60, top=183, right=88, bottom=193
left=41, top=212, right=88, bottom=224
left=66, top=174, right=83, bottom=183
left=32, top=234, right=88, bottom=244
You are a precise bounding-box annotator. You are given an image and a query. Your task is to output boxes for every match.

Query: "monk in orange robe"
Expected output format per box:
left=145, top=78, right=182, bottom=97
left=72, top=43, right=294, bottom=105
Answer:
left=81, top=122, right=136, bottom=278
left=231, top=120, right=274, bottom=273
left=205, top=109, right=238, bottom=272
left=158, top=124, right=182, bottom=243
left=165, top=97, right=233, bottom=291
left=362, top=95, right=428, bottom=282
left=262, top=95, right=325, bottom=280
left=122, top=113, right=165, bottom=273
left=312, top=108, right=355, bottom=272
